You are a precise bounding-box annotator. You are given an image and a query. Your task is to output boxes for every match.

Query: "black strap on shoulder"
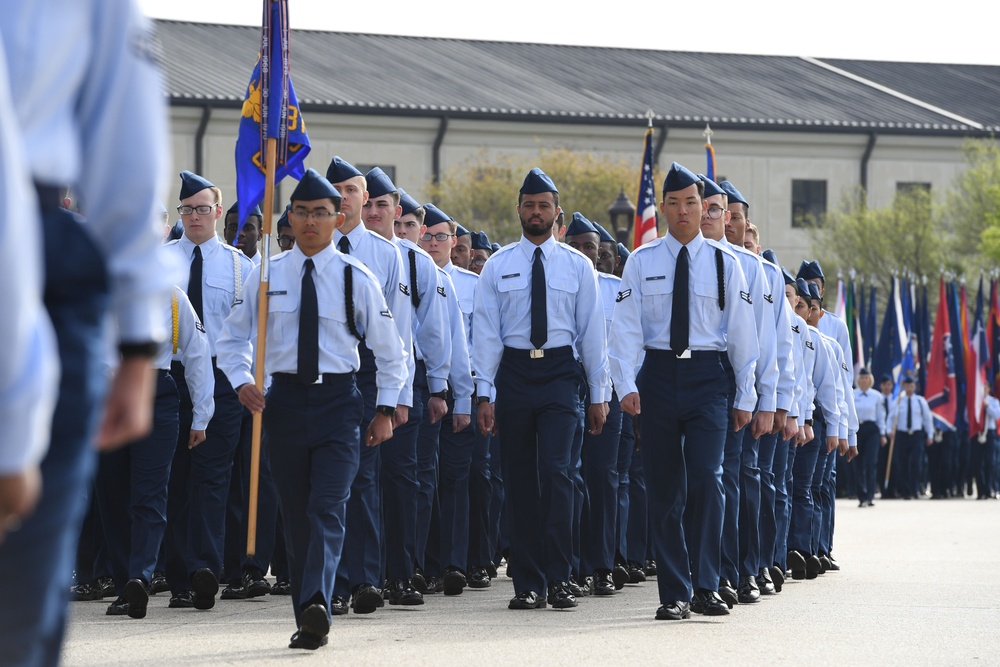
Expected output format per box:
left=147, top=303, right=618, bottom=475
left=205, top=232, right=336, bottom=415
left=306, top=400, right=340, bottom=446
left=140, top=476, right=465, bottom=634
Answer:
left=715, top=247, right=725, bottom=311
left=408, top=249, right=421, bottom=308
left=345, top=265, right=364, bottom=342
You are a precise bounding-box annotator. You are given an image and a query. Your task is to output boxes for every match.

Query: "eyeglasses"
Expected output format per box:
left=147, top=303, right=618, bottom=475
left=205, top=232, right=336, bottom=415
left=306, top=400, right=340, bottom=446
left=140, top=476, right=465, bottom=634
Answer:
left=420, top=232, right=455, bottom=242
left=289, top=209, right=336, bottom=221
left=470, top=258, right=487, bottom=267
left=703, top=207, right=726, bottom=220
left=177, top=204, right=218, bottom=215
left=277, top=235, right=294, bottom=247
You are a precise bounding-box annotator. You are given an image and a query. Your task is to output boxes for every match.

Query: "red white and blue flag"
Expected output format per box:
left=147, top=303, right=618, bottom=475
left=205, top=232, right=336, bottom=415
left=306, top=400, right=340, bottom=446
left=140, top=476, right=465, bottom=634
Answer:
left=632, top=123, right=658, bottom=248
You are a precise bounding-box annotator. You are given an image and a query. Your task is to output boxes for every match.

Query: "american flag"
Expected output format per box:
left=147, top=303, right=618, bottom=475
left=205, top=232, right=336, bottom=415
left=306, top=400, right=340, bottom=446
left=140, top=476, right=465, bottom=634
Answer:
left=632, top=125, right=658, bottom=248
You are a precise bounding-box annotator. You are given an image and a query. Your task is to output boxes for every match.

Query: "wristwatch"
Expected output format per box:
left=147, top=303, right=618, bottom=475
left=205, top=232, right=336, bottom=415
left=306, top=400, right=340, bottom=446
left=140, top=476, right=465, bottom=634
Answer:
left=119, top=341, right=159, bottom=358
left=804, top=419, right=814, bottom=426
left=430, top=390, right=448, bottom=400
left=477, top=396, right=491, bottom=405
left=376, top=405, right=396, bottom=418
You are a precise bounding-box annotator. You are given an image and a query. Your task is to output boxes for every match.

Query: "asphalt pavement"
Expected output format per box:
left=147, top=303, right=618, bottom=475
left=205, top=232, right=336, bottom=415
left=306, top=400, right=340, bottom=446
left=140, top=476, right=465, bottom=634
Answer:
left=62, top=497, right=1000, bottom=666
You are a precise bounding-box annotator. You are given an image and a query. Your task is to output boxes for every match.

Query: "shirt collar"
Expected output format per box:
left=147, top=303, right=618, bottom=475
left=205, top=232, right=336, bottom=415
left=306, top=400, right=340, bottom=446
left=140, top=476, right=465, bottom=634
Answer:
left=517, top=234, right=556, bottom=261
left=291, top=243, right=336, bottom=275
left=664, top=230, right=706, bottom=260
left=334, top=223, right=367, bottom=252
left=179, top=232, right=221, bottom=258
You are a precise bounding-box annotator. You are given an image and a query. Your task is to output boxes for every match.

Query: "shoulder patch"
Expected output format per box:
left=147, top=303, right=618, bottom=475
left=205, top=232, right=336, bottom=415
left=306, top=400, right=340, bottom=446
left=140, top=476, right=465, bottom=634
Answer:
left=842, top=362, right=849, bottom=372
left=616, top=289, right=632, bottom=302
left=805, top=340, right=815, bottom=350
left=764, top=293, right=774, bottom=304
left=380, top=309, right=392, bottom=319
left=791, top=324, right=801, bottom=334
left=741, top=291, right=753, bottom=304
left=399, top=283, right=410, bottom=296
left=437, top=285, right=446, bottom=297
left=195, top=321, right=206, bottom=333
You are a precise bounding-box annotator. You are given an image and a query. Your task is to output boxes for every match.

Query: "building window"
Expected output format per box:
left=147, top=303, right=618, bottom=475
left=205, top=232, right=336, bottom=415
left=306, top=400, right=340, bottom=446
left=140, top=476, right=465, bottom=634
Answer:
left=896, top=181, right=931, bottom=196
left=791, top=179, right=827, bottom=228
left=355, top=164, right=396, bottom=182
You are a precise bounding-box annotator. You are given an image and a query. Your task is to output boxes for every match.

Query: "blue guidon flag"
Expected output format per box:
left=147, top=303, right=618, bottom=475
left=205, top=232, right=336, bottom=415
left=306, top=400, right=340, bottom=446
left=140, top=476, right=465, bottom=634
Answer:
left=234, top=0, right=311, bottom=236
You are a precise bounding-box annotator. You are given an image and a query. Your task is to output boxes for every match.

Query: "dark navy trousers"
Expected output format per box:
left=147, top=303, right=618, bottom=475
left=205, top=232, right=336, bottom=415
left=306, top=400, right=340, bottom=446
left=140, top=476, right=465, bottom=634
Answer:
left=771, top=436, right=794, bottom=570
left=615, top=409, right=635, bottom=563
left=854, top=421, right=880, bottom=503
left=754, top=431, right=779, bottom=575
left=638, top=350, right=728, bottom=603
left=264, top=373, right=362, bottom=626
left=437, top=394, right=475, bottom=573
left=467, top=403, right=494, bottom=571
left=738, top=426, right=763, bottom=578
left=580, top=392, right=622, bottom=576
left=495, top=347, right=583, bottom=595
left=789, top=413, right=824, bottom=555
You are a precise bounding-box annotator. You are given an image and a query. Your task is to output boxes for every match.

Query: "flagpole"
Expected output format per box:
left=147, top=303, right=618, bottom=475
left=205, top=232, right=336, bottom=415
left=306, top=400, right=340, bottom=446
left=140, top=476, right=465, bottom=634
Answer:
left=885, top=390, right=903, bottom=488
left=247, top=136, right=277, bottom=556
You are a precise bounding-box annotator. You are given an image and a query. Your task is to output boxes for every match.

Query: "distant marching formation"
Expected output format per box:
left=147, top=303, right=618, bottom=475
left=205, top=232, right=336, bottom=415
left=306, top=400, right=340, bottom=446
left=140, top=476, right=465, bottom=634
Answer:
left=64, top=155, right=938, bottom=651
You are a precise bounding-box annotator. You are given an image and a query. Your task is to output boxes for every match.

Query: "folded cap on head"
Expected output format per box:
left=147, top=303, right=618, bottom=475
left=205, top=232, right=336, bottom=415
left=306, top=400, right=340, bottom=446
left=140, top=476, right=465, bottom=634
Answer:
left=698, top=174, right=726, bottom=199
left=423, top=204, right=452, bottom=227
left=365, top=167, right=397, bottom=199
left=398, top=188, right=421, bottom=217
left=472, top=231, right=492, bottom=250
left=662, top=162, right=698, bottom=194
left=179, top=170, right=214, bottom=200
left=719, top=181, right=748, bottom=208
left=566, top=212, right=597, bottom=236
left=520, top=168, right=558, bottom=195
left=797, top=259, right=824, bottom=281
left=325, top=156, right=363, bottom=184
left=290, top=168, right=342, bottom=203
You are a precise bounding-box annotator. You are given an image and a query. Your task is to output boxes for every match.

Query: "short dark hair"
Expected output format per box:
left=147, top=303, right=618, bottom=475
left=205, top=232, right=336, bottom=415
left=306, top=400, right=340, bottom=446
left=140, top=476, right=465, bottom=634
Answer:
left=518, top=191, right=560, bottom=209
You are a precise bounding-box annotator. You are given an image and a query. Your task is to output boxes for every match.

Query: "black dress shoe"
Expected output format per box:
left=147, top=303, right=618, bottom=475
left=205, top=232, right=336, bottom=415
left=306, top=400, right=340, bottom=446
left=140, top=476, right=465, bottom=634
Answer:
left=387, top=579, right=424, bottom=606
left=220, top=583, right=245, bottom=600
left=106, top=597, right=130, bottom=616
left=818, top=555, right=832, bottom=573
left=768, top=565, right=784, bottom=593
left=423, top=576, right=441, bottom=594
left=612, top=564, right=630, bottom=590
left=546, top=582, right=578, bottom=609
left=468, top=568, right=491, bottom=589
left=755, top=568, right=776, bottom=595
left=591, top=570, right=615, bottom=596
left=578, top=576, right=592, bottom=597
left=787, top=550, right=807, bottom=580
left=805, top=555, right=822, bottom=579
left=243, top=569, right=271, bottom=598
left=96, top=576, right=116, bottom=599
left=191, top=569, right=218, bottom=610
left=655, top=601, right=691, bottom=620
left=643, top=559, right=657, bottom=577
left=508, top=590, right=546, bottom=610
left=412, top=570, right=428, bottom=593
left=442, top=568, right=467, bottom=596
left=125, top=579, right=149, bottom=619
left=351, top=583, right=384, bottom=613
left=626, top=561, right=646, bottom=583
left=485, top=562, right=498, bottom=579
left=271, top=581, right=292, bottom=595
left=737, top=575, right=761, bottom=603
left=717, top=579, right=738, bottom=608
left=70, top=582, right=98, bottom=601
left=566, top=577, right=586, bottom=597
left=330, top=596, right=349, bottom=616
left=168, top=591, right=194, bottom=608
left=690, top=589, right=730, bottom=616
left=149, top=572, right=169, bottom=596
left=825, top=555, right=840, bottom=571
left=288, top=604, right=329, bottom=650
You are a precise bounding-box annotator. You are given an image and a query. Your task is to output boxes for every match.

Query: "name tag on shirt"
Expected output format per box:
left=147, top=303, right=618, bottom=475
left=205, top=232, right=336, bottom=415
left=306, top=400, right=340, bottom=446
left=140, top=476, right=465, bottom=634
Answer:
left=267, top=290, right=288, bottom=296
left=646, top=275, right=666, bottom=281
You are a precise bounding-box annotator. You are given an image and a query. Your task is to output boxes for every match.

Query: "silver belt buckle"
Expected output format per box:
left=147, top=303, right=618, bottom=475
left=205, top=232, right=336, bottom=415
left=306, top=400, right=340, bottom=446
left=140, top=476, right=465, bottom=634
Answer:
left=907, top=430, right=913, bottom=435
left=530, top=349, right=545, bottom=359
left=677, top=349, right=692, bottom=359
left=313, top=375, right=324, bottom=385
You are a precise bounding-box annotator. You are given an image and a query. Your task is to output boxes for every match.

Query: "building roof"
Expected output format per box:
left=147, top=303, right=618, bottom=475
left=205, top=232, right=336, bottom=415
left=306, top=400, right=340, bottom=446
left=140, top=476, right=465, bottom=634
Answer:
left=156, top=20, right=998, bottom=135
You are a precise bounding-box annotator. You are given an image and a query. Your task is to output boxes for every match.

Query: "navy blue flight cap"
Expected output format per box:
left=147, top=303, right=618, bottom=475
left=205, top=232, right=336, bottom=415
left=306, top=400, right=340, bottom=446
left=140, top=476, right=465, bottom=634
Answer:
left=423, top=203, right=452, bottom=227
left=881, top=372, right=893, bottom=383
left=398, top=188, right=421, bottom=217
left=566, top=212, right=598, bottom=237
left=781, top=266, right=796, bottom=286
left=326, top=156, right=363, bottom=184
left=226, top=201, right=262, bottom=218
left=698, top=174, right=726, bottom=199
left=179, top=170, right=214, bottom=200
left=618, top=243, right=630, bottom=259
left=491, top=242, right=501, bottom=253
left=594, top=223, right=616, bottom=244
left=662, top=162, right=699, bottom=195
left=472, top=231, right=492, bottom=250
left=719, top=181, right=748, bottom=208
left=762, top=248, right=778, bottom=266
left=902, top=373, right=917, bottom=384
left=276, top=205, right=291, bottom=228
left=455, top=224, right=470, bottom=237
left=520, top=168, right=558, bottom=195
left=807, top=282, right=823, bottom=302
left=795, top=278, right=812, bottom=301
left=290, top=168, right=342, bottom=203
left=365, top=167, right=397, bottom=198
left=858, top=367, right=873, bottom=376
left=797, top=259, right=825, bottom=281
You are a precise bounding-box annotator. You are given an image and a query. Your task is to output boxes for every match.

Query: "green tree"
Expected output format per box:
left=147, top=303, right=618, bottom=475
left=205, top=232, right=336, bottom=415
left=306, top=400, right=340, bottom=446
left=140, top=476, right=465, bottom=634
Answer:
left=946, top=138, right=1000, bottom=265
left=427, top=148, right=642, bottom=245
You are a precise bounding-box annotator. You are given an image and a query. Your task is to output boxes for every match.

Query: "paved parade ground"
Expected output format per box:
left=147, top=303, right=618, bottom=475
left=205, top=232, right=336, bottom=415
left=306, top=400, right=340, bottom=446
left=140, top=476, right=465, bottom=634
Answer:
left=63, top=497, right=1000, bottom=666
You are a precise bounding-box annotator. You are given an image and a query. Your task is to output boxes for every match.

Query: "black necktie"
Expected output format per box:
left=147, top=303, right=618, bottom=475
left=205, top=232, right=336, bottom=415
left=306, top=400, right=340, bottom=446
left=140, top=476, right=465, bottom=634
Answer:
left=530, top=246, right=546, bottom=350
left=671, top=245, right=690, bottom=353
left=338, top=236, right=350, bottom=255
left=188, top=245, right=204, bottom=323
left=408, top=249, right=420, bottom=308
left=907, top=396, right=912, bottom=431
left=298, top=258, right=319, bottom=384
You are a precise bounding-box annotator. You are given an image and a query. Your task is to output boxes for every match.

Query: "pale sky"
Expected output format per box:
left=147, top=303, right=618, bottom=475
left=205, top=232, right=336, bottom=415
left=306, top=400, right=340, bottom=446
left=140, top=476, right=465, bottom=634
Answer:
left=139, top=0, right=1000, bottom=66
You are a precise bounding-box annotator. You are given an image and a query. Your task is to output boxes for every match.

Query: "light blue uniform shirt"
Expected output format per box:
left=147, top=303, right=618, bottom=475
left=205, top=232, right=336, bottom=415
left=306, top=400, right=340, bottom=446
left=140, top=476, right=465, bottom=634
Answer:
left=163, top=234, right=253, bottom=358
left=437, top=267, right=474, bottom=415
left=397, top=237, right=452, bottom=396
left=788, top=311, right=809, bottom=419
left=854, top=387, right=887, bottom=436
left=161, top=287, right=215, bottom=431
left=818, top=310, right=852, bottom=367
left=597, top=272, right=621, bottom=339
left=0, top=36, right=59, bottom=474
left=216, top=244, right=408, bottom=408
left=760, top=258, right=796, bottom=413
left=335, top=224, right=415, bottom=404
left=805, top=324, right=841, bottom=426
left=609, top=232, right=758, bottom=411
left=444, top=262, right=478, bottom=358
left=889, top=393, right=935, bottom=435
left=0, top=0, right=179, bottom=346
left=985, top=396, right=1000, bottom=432
left=730, top=243, right=779, bottom=412
left=473, top=235, right=610, bottom=402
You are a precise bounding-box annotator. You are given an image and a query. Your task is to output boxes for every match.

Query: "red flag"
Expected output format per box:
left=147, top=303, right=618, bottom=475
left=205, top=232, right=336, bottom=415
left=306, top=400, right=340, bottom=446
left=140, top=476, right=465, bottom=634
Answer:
left=632, top=124, right=658, bottom=249
left=968, top=278, right=990, bottom=436
left=926, top=276, right=957, bottom=429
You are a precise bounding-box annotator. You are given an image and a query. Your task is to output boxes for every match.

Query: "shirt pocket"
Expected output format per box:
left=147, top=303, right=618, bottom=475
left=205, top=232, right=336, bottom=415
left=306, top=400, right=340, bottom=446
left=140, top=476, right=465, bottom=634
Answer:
left=206, top=275, right=237, bottom=318
left=547, top=275, right=579, bottom=315
left=641, top=279, right=671, bottom=322
left=267, top=294, right=298, bottom=347
left=496, top=274, right=529, bottom=320
left=693, top=279, right=723, bottom=329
